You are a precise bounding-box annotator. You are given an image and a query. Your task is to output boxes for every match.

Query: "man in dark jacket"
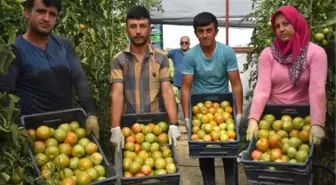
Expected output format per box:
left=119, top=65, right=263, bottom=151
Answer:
left=0, top=0, right=100, bottom=138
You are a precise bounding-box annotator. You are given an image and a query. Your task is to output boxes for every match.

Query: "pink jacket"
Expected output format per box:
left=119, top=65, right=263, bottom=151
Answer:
left=248, top=43, right=327, bottom=127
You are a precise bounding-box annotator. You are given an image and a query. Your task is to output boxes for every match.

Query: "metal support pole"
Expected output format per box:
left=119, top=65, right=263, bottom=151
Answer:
left=225, top=0, right=229, bottom=45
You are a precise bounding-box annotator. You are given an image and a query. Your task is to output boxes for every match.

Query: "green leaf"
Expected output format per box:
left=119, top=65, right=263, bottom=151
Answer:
left=5, top=94, right=16, bottom=122
left=6, top=26, right=16, bottom=45
left=0, top=172, right=10, bottom=182
left=0, top=163, right=6, bottom=171
left=8, top=94, right=19, bottom=103
left=10, top=124, right=20, bottom=149
left=0, top=44, right=15, bottom=75
left=88, top=28, right=96, bottom=42
left=327, top=100, right=335, bottom=117
left=311, top=17, right=336, bottom=29
left=0, top=0, right=13, bottom=10
left=11, top=108, right=21, bottom=122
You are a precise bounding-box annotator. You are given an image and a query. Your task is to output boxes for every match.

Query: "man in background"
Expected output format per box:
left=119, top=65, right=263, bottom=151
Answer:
left=168, top=36, right=190, bottom=125
left=168, top=36, right=190, bottom=91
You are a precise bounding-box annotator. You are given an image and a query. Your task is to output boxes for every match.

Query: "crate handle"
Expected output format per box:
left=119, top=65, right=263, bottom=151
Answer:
left=200, top=151, right=228, bottom=155
left=205, top=144, right=223, bottom=148
left=205, top=96, right=220, bottom=101
left=136, top=119, right=153, bottom=123
left=142, top=178, right=160, bottom=184
left=258, top=175, right=295, bottom=184
left=281, top=108, right=299, bottom=114
left=42, top=118, right=62, bottom=124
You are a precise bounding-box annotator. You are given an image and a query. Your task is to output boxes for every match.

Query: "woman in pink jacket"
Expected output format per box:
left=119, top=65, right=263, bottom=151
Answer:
left=246, top=6, right=327, bottom=145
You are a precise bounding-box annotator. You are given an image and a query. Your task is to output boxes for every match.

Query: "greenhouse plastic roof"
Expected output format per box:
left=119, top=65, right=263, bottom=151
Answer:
left=150, top=0, right=254, bottom=27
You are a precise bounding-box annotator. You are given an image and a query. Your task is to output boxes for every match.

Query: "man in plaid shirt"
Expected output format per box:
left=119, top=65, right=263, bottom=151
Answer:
left=109, top=6, right=181, bottom=176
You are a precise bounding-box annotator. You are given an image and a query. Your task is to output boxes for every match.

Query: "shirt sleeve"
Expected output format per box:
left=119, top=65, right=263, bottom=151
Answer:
left=182, top=52, right=195, bottom=75
left=248, top=48, right=273, bottom=121
left=63, top=38, right=97, bottom=116
left=159, top=55, right=172, bottom=83
left=0, top=45, right=20, bottom=94
left=309, top=47, right=327, bottom=126
left=110, top=53, right=124, bottom=84
left=168, top=50, right=174, bottom=58
left=226, top=46, right=239, bottom=72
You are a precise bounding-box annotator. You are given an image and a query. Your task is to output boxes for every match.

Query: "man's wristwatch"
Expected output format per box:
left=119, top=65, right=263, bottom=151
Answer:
left=170, top=122, right=179, bottom=126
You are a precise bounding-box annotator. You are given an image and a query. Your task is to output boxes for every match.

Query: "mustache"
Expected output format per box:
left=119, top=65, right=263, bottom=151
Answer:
left=133, top=36, right=144, bottom=39
left=39, top=23, right=50, bottom=26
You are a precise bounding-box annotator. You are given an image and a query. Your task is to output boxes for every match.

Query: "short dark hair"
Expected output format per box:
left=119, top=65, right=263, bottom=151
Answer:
left=193, top=12, right=218, bottom=30
left=126, top=5, right=151, bottom=24
left=24, top=0, right=62, bottom=13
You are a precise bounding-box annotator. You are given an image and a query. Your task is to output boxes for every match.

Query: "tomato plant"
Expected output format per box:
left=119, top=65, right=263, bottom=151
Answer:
left=0, top=1, right=38, bottom=185
left=0, top=92, right=40, bottom=185
left=243, top=0, right=335, bottom=183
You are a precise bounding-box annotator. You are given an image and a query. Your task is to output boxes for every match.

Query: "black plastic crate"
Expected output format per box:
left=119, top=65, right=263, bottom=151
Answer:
left=188, top=93, right=240, bottom=158
left=21, top=108, right=118, bottom=185
left=241, top=104, right=314, bottom=185
left=120, top=112, right=180, bottom=185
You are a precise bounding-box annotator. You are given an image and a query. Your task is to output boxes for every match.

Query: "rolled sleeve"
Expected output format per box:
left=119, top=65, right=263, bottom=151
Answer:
left=168, top=50, right=174, bottom=58
left=159, top=55, right=172, bottom=83
left=182, top=52, right=194, bottom=75
left=226, top=47, right=239, bottom=72
left=110, top=53, right=124, bottom=84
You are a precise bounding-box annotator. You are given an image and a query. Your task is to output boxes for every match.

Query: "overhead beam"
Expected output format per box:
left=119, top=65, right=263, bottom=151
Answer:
left=150, top=15, right=249, bottom=20
left=151, top=19, right=255, bottom=28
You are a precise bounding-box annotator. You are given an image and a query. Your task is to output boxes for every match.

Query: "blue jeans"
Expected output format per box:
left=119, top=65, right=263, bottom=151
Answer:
left=199, top=158, right=238, bottom=185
